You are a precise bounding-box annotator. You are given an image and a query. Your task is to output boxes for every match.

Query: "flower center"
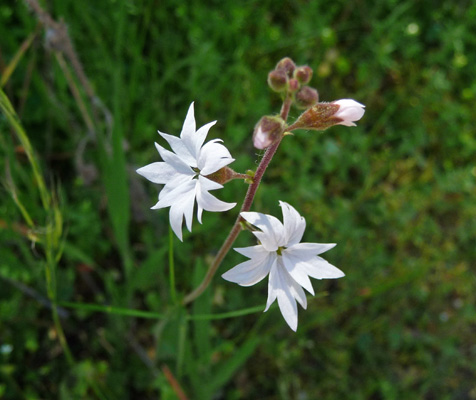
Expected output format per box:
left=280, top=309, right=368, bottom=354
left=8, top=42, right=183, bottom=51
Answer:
left=276, top=246, right=286, bottom=256
left=192, top=167, right=201, bottom=179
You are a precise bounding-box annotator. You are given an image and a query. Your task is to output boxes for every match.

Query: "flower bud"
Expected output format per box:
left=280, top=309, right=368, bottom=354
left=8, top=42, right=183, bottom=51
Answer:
left=267, top=69, right=288, bottom=92
left=288, top=99, right=365, bottom=131
left=275, top=57, right=296, bottom=77
left=295, top=86, right=319, bottom=109
left=205, top=166, right=237, bottom=184
left=294, top=65, right=313, bottom=84
left=253, top=116, right=286, bottom=149
left=287, top=78, right=300, bottom=93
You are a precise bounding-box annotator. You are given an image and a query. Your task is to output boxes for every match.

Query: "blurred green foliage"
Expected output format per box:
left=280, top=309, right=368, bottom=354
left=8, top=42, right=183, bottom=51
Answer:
left=1, top=0, right=475, bottom=398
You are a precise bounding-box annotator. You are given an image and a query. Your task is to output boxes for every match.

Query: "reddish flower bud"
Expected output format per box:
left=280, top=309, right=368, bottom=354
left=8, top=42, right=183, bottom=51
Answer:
left=294, top=65, right=313, bottom=84
left=267, top=69, right=288, bottom=92
left=205, top=166, right=239, bottom=184
left=295, top=86, right=319, bottom=109
left=275, top=57, right=296, bottom=77
left=253, top=116, right=286, bottom=149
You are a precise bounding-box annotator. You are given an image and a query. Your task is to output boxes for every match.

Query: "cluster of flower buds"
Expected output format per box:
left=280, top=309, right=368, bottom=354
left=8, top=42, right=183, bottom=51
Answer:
left=253, top=57, right=365, bottom=149
left=267, top=57, right=319, bottom=109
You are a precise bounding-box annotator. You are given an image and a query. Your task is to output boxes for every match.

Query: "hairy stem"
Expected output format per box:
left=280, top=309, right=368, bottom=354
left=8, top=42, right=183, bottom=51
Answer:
left=182, top=95, right=292, bottom=305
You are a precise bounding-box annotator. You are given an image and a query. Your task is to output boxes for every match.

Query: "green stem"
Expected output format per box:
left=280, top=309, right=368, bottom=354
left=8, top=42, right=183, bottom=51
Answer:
left=182, top=95, right=293, bottom=305
left=169, top=225, right=177, bottom=304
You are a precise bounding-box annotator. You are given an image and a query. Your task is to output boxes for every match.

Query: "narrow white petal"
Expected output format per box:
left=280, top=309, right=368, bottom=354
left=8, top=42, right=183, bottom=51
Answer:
left=198, top=176, right=223, bottom=191
left=193, top=121, right=216, bottom=158
left=264, top=259, right=279, bottom=312
left=272, top=264, right=299, bottom=331
left=154, top=142, right=195, bottom=176
left=153, top=179, right=196, bottom=209
left=286, top=243, right=336, bottom=258
left=196, top=180, right=236, bottom=212
left=240, top=212, right=285, bottom=251
left=180, top=102, right=196, bottom=140
left=180, top=103, right=206, bottom=160
left=156, top=173, right=195, bottom=203
left=158, top=130, right=196, bottom=167
left=221, top=252, right=274, bottom=286
left=281, top=253, right=315, bottom=295
left=198, top=140, right=234, bottom=175
left=284, top=271, right=307, bottom=310
left=234, top=245, right=269, bottom=260
left=279, top=201, right=306, bottom=245
left=197, top=204, right=203, bottom=224
left=169, top=201, right=185, bottom=241
left=136, top=162, right=178, bottom=184
left=302, top=257, right=345, bottom=280
left=182, top=185, right=197, bottom=233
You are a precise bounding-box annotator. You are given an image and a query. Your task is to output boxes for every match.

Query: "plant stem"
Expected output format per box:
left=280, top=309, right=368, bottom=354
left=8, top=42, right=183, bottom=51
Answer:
left=169, top=225, right=177, bottom=304
left=182, top=95, right=292, bottom=305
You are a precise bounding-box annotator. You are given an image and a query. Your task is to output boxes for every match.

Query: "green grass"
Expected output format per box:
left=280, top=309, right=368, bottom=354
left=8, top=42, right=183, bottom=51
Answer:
left=1, top=0, right=476, bottom=398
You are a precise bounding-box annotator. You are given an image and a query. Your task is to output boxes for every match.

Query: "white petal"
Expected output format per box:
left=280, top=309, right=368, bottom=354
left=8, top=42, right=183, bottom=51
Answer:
left=197, top=203, right=204, bottom=224
left=286, top=243, right=336, bottom=258
left=180, top=102, right=196, bottom=140
left=240, top=212, right=285, bottom=251
left=234, top=245, right=269, bottom=260
left=284, top=270, right=307, bottom=310
left=196, top=180, right=236, bottom=212
left=136, top=162, right=178, bottom=184
left=221, top=252, right=275, bottom=286
left=154, top=142, right=195, bottom=176
left=169, top=201, right=185, bottom=241
left=193, top=121, right=216, bottom=158
left=181, top=185, right=197, bottom=233
left=198, top=140, right=234, bottom=176
left=264, top=259, right=279, bottom=312
left=198, top=175, right=223, bottom=191
left=152, top=179, right=196, bottom=209
left=302, top=257, right=345, bottom=280
left=158, top=130, right=196, bottom=167
left=279, top=201, right=306, bottom=246
left=269, top=263, right=298, bottom=331
left=281, top=253, right=315, bottom=295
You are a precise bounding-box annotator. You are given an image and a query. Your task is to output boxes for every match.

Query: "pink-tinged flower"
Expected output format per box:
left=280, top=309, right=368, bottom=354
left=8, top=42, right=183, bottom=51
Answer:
left=137, top=102, right=236, bottom=241
left=252, top=116, right=285, bottom=149
left=332, top=99, right=366, bottom=127
left=288, top=99, right=365, bottom=132
left=222, top=201, right=344, bottom=331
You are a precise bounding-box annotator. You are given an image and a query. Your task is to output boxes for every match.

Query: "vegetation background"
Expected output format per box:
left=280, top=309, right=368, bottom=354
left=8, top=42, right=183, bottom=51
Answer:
left=1, top=0, right=475, bottom=398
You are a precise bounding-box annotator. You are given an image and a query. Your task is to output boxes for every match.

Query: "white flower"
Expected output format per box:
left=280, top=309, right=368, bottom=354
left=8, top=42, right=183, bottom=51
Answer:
left=222, top=201, right=344, bottom=331
left=332, top=99, right=366, bottom=127
left=137, top=102, right=236, bottom=241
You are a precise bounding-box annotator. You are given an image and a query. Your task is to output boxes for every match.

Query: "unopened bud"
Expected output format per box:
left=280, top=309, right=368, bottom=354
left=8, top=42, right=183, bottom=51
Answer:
left=275, top=57, right=296, bottom=77
left=205, top=166, right=237, bottom=184
left=288, top=99, right=365, bottom=131
left=294, top=65, right=313, bottom=84
left=267, top=69, right=288, bottom=92
left=288, top=78, right=299, bottom=93
left=253, top=116, right=286, bottom=149
left=295, top=86, right=319, bottom=109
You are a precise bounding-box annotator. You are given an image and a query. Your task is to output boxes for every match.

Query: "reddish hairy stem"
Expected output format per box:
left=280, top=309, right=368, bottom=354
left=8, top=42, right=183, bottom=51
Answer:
left=182, top=96, right=292, bottom=305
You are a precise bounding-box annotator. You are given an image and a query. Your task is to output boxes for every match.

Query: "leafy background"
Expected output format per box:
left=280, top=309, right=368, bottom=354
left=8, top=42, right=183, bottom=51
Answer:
left=1, top=0, right=475, bottom=398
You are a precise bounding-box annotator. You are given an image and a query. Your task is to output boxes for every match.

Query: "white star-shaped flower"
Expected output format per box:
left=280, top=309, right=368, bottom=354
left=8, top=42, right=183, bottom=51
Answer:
left=137, top=102, right=236, bottom=240
left=222, top=201, right=344, bottom=331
